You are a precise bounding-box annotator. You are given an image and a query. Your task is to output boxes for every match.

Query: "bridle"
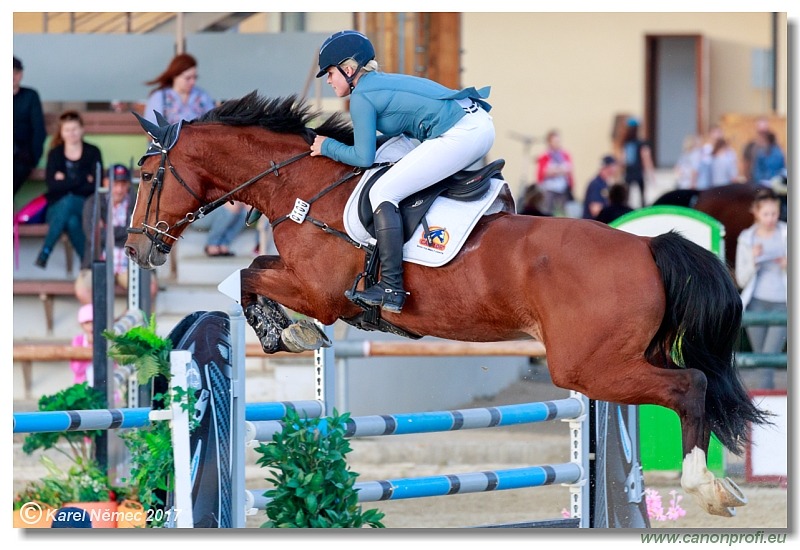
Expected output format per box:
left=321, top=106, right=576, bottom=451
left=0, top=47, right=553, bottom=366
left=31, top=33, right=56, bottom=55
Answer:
left=127, top=143, right=313, bottom=255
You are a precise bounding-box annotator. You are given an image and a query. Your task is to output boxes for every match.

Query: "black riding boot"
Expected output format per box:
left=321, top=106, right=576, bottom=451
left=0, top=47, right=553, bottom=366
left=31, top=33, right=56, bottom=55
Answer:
left=348, top=202, right=408, bottom=313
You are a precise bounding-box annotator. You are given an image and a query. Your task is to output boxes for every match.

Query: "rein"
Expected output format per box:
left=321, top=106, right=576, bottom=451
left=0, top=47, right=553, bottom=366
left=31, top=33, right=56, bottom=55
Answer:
left=131, top=134, right=393, bottom=255
left=270, top=161, right=394, bottom=250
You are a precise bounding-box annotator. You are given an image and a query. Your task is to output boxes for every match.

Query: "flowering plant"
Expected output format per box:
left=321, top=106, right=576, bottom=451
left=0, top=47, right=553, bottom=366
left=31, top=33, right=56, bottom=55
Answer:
left=13, top=456, right=128, bottom=510
left=560, top=487, right=686, bottom=524
left=644, top=487, right=687, bottom=522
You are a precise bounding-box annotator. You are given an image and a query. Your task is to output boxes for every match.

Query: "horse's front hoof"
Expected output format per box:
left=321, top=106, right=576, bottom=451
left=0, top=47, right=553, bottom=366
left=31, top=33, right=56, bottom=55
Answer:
left=244, top=303, right=282, bottom=354
left=281, top=319, right=332, bottom=353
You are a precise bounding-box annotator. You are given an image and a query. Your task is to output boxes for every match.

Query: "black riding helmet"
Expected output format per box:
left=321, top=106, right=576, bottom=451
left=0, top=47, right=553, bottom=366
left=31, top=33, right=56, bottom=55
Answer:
left=315, top=30, right=375, bottom=89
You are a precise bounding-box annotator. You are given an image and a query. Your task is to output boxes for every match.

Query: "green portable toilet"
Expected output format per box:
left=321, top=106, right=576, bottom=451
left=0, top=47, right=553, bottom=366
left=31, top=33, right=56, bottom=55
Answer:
left=611, top=205, right=725, bottom=475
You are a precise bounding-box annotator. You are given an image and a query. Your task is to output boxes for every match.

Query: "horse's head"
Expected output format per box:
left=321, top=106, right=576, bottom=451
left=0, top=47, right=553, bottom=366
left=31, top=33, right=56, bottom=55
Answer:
left=125, top=111, right=206, bottom=269
left=125, top=92, right=357, bottom=270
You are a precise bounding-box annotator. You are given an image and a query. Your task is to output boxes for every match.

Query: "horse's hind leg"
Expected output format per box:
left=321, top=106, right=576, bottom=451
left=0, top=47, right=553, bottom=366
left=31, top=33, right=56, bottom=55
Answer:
left=548, top=350, right=746, bottom=516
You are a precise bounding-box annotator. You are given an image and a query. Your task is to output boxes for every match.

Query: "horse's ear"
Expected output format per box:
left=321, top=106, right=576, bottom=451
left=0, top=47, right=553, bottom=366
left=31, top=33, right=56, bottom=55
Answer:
left=154, top=111, right=170, bottom=127
left=132, top=111, right=162, bottom=140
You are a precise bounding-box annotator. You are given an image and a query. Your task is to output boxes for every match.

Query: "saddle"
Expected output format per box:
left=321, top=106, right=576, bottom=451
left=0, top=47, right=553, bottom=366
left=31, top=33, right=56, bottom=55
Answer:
left=357, top=159, right=506, bottom=242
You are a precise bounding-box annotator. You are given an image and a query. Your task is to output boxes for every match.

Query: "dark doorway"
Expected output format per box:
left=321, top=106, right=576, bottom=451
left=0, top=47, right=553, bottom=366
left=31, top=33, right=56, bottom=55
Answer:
left=645, top=35, right=709, bottom=168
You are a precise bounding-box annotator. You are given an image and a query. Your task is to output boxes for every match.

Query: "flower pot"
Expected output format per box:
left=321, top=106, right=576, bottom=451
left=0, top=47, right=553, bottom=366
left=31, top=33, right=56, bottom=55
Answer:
left=64, top=501, right=118, bottom=528
left=13, top=502, right=55, bottom=529
left=116, top=499, right=147, bottom=528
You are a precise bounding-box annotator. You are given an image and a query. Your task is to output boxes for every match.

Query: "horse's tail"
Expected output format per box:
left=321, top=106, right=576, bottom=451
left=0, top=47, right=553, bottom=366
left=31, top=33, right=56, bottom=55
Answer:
left=648, top=231, right=771, bottom=455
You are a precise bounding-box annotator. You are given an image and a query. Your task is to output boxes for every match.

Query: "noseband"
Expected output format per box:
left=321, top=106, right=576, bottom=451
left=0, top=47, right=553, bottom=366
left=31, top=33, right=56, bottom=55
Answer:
left=127, top=145, right=312, bottom=255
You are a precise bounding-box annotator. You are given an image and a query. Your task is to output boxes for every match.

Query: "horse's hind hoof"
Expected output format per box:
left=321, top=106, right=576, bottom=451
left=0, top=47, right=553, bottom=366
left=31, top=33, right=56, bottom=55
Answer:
left=681, top=447, right=748, bottom=517
left=281, top=319, right=332, bottom=353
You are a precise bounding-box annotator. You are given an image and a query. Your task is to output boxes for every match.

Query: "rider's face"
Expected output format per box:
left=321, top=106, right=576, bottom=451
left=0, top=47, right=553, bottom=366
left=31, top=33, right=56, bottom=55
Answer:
left=326, top=66, right=353, bottom=97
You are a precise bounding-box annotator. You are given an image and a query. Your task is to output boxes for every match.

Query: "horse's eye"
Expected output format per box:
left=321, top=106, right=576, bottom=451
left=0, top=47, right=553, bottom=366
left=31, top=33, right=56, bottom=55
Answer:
left=141, top=172, right=153, bottom=182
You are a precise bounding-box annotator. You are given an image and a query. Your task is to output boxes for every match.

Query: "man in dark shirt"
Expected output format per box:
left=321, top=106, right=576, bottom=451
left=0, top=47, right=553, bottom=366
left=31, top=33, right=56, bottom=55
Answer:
left=13, top=56, right=46, bottom=196
left=582, top=154, right=618, bottom=219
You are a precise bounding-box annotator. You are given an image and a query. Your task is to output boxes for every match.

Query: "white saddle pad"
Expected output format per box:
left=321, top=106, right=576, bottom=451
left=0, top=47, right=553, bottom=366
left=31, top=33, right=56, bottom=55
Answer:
left=343, top=136, right=511, bottom=267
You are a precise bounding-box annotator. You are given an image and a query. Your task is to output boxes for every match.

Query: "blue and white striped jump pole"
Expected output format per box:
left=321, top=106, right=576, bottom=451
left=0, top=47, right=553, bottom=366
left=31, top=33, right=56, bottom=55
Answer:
left=245, top=397, right=583, bottom=443
left=13, top=400, right=324, bottom=434
left=247, top=462, right=582, bottom=509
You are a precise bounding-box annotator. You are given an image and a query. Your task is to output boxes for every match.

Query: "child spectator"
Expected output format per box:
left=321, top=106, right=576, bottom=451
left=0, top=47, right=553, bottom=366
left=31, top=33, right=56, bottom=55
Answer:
left=70, top=304, right=94, bottom=385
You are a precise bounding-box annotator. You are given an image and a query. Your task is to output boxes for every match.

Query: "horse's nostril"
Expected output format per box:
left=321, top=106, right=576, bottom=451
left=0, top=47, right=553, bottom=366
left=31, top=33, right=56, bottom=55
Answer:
left=125, top=246, right=136, bottom=259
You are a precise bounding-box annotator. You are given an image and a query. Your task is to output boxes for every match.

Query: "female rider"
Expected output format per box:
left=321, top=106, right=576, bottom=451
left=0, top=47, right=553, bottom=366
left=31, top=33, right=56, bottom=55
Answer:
left=310, top=30, right=495, bottom=313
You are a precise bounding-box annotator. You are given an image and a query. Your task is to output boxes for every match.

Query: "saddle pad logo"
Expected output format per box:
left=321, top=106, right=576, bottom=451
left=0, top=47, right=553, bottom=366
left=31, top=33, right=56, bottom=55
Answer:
left=419, top=226, right=449, bottom=250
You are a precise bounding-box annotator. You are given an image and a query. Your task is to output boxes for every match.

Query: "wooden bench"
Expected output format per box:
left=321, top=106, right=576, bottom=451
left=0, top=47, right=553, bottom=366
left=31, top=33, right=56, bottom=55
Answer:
left=13, top=279, right=127, bottom=335
left=14, top=223, right=75, bottom=275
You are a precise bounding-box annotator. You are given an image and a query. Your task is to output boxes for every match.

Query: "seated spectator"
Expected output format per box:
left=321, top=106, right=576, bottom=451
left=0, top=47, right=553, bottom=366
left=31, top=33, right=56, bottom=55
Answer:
left=596, top=183, right=633, bottom=224
left=204, top=201, right=248, bottom=257
left=36, top=111, right=102, bottom=269
left=75, top=164, right=158, bottom=304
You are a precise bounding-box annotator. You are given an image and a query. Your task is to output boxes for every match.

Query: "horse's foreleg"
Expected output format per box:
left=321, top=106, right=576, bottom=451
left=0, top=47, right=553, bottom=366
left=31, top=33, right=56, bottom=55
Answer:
left=241, top=256, right=332, bottom=354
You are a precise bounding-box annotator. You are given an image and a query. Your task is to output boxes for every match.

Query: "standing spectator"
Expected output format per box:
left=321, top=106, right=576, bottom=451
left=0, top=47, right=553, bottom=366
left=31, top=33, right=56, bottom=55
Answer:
left=535, top=129, right=574, bottom=216
left=36, top=111, right=102, bottom=269
left=595, top=183, right=633, bottom=225
left=735, top=187, right=787, bottom=354
left=673, top=134, right=703, bottom=190
left=143, top=53, right=216, bottom=124
left=741, top=116, right=770, bottom=182
left=13, top=56, right=46, bottom=197
left=620, top=117, right=654, bottom=207
left=709, top=136, right=739, bottom=187
left=582, top=155, right=618, bottom=219
left=752, top=130, right=786, bottom=186
left=75, top=164, right=158, bottom=304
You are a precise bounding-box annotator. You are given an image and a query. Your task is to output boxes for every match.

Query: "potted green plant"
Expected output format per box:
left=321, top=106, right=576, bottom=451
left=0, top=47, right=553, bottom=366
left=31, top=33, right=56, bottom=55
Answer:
left=254, top=407, right=385, bottom=528
left=14, top=382, right=129, bottom=527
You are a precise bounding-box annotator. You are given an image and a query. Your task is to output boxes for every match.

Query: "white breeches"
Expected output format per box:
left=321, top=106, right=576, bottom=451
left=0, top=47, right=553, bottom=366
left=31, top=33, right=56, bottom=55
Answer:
left=368, top=108, right=495, bottom=209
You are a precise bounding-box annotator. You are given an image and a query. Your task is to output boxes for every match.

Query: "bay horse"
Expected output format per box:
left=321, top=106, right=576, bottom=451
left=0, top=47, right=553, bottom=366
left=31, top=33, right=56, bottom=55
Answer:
left=125, top=92, right=770, bottom=518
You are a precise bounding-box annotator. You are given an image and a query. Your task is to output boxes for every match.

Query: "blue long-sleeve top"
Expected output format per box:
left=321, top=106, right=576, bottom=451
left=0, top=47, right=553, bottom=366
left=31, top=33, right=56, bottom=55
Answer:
left=321, top=71, right=491, bottom=167
left=752, top=145, right=786, bottom=184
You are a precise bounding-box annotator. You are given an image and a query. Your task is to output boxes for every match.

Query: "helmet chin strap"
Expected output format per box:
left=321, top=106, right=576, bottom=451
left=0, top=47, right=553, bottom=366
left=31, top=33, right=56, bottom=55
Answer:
left=337, top=64, right=362, bottom=92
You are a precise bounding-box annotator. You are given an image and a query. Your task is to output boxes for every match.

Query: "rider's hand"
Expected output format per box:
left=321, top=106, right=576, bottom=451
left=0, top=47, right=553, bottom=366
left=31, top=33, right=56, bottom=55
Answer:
left=310, top=135, right=327, bottom=156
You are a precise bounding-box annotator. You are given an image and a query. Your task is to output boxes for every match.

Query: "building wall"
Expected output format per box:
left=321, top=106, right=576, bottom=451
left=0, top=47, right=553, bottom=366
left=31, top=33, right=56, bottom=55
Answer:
left=12, top=11, right=789, bottom=202
left=461, top=12, right=787, bottom=199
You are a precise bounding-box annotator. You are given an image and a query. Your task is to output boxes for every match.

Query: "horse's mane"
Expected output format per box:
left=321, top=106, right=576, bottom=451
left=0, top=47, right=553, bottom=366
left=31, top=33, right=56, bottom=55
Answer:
left=194, top=90, right=354, bottom=145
